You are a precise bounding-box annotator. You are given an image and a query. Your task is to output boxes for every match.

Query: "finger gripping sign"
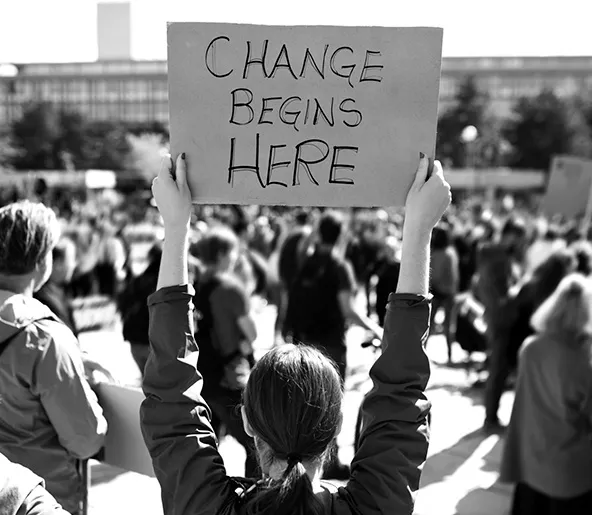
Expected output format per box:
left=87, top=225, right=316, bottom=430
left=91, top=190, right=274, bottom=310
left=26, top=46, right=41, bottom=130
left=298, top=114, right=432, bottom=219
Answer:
left=168, top=23, right=443, bottom=207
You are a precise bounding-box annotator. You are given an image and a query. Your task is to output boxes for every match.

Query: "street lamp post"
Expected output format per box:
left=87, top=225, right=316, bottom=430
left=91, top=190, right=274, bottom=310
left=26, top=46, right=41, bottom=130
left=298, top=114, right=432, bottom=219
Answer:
left=461, top=125, right=479, bottom=191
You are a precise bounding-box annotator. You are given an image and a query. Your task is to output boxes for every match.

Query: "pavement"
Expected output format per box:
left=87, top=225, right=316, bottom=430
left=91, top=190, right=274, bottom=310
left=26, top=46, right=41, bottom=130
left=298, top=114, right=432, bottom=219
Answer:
left=79, top=302, right=515, bottom=515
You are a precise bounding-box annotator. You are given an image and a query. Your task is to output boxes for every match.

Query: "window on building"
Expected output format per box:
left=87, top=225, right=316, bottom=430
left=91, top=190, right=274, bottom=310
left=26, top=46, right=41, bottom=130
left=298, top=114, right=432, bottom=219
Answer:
left=152, top=80, right=168, bottom=100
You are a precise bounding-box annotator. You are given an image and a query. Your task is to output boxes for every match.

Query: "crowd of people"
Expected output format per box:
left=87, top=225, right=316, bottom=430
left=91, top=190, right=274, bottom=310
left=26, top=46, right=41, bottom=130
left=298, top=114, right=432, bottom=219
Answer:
left=0, top=153, right=591, bottom=514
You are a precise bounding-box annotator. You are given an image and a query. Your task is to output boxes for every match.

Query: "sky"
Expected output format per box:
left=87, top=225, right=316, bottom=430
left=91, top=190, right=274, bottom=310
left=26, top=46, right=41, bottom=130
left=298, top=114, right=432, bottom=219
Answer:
left=0, top=0, right=591, bottom=63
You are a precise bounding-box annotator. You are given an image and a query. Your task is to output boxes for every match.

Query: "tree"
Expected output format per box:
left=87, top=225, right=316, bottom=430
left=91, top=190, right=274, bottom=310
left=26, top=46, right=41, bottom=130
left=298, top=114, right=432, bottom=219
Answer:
left=10, top=102, right=132, bottom=171
left=436, top=76, right=494, bottom=167
left=11, top=102, right=63, bottom=169
left=503, top=90, right=585, bottom=170
left=0, top=129, right=17, bottom=170
left=126, top=133, right=167, bottom=183
left=84, top=121, right=131, bottom=171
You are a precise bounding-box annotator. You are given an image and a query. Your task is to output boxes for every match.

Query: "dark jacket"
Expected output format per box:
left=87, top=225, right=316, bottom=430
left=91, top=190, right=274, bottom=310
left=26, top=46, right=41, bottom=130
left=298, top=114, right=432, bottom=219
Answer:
left=141, top=285, right=432, bottom=515
left=34, top=280, right=78, bottom=337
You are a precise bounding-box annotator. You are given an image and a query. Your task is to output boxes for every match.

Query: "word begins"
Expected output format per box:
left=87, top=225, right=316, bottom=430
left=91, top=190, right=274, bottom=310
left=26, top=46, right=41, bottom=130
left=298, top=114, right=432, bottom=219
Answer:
left=229, top=88, right=363, bottom=132
left=205, top=36, right=384, bottom=89
left=228, top=133, right=358, bottom=188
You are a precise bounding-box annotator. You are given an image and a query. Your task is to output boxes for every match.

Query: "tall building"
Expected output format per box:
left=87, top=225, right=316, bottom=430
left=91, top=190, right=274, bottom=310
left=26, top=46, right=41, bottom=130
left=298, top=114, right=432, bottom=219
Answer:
left=1, top=2, right=591, bottom=126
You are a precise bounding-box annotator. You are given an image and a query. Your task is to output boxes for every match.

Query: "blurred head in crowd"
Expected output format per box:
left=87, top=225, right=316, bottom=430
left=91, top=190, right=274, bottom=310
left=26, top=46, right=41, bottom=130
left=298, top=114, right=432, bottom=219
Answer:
left=0, top=201, right=60, bottom=294
left=531, top=273, right=592, bottom=345
left=318, top=211, right=346, bottom=248
left=531, top=249, right=577, bottom=302
left=500, top=217, right=528, bottom=258
left=242, top=344, right=343, bottom=513
left=431, top=224, right=452, bottom=251
left=50, top=238, right=77, bottom=285
left=197, top=227, right=240, bottom=272
left=294, top=210, right=310, bottom=227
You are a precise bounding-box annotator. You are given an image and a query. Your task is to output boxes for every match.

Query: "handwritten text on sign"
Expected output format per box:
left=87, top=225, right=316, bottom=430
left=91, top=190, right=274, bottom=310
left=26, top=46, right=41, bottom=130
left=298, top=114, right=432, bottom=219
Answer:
left=168, top=23, right=443, bottom=206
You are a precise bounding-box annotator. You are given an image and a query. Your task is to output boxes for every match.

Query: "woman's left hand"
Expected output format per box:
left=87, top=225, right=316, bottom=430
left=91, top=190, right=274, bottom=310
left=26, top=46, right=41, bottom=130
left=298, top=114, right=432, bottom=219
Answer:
left=152, top=153, right=193, bottom=230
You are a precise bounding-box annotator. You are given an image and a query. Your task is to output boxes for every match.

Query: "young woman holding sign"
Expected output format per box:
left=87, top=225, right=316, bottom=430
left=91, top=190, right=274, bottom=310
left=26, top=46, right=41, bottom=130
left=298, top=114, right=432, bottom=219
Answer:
left=141, top=152, right=451, bottom=514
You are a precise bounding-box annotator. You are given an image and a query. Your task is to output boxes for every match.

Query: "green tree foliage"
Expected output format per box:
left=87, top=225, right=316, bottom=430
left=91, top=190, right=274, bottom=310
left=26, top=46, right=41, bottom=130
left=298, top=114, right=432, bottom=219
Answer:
left=10, top=102, right=131, bottom=170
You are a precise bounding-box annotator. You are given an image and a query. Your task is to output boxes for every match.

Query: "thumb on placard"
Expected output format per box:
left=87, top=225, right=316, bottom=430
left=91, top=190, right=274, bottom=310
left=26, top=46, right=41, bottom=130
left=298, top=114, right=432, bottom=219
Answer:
left=175, top=153, right=187, bottom=186
left=411, top=152, right=429, bottom=191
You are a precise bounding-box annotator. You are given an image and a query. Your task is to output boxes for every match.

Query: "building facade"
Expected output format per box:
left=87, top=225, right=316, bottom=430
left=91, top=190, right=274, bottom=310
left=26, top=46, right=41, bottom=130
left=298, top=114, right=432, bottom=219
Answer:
left=1, top=55, right=591, bottom=127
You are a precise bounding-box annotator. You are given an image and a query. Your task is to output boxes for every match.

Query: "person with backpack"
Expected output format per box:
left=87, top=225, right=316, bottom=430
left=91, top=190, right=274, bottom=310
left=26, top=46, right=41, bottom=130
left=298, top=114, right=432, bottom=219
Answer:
left=192, top=226, right=259, bottom=478
left=284, top=210, right=383, bottom=383
left=141, top=151, right=450, bottom=515
left=0, top=201, right=107, bottom=515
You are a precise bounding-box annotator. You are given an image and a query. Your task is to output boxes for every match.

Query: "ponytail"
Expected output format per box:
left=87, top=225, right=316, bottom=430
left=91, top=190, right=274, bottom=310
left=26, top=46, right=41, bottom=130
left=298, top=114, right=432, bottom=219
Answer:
left=244, top=457, right=324, bottom=515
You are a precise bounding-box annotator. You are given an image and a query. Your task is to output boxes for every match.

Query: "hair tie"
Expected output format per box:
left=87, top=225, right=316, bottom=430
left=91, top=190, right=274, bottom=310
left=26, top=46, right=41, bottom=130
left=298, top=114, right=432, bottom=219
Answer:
left=287, top=454, right=302, bottom=467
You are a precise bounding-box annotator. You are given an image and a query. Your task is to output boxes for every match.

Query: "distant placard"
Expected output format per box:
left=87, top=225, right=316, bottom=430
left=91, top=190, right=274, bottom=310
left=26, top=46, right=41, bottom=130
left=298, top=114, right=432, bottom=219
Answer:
left=167, top=23, right=443, bottom=207
left=96, top=383, right=155, bottom=477
left=542, top=156, right=592, bottom=219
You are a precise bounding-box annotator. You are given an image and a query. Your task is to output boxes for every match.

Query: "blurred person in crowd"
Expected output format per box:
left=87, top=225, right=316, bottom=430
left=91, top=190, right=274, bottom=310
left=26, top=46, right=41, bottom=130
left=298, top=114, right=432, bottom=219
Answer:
left=141, top=152, right=448, bottom=515
left=507, top=249, right=577, bottom=373
left=524, top=224, right=566, bottom=276
left=500, top=274, right=592, bottom=514
left=284, top=210, right=383, bottom=480
left=277, top=210, right=313, bottom=339
left=95, top=219, right=128, bottom=297
left=475, top=217, right=528, bottom=432
left=0, top=452, right=70, bottom=515
left=69, top=220, right=101, bottom=298
left=34, top=238, right=78, bottom=336
left=231, top=210, right=269, bottom=298
left=118, top=243, right=163, bottom=377
left=429, top=223, right=460, bottom=363
left=346, top=213, right=384, bottom=316
left=375, top=235, right=401, bottom=327
left=0, top=201, right=107, bottom=515
left=570, top=239, right=592, bottom=276
left=193, top=227, right=259, bottom=478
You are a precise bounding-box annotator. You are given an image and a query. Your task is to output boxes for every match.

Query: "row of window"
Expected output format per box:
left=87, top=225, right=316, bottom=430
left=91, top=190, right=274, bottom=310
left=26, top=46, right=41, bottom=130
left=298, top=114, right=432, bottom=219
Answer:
left=0, top=101, right=169, bottom=124
left=2, top=79, right=169, bottom=103
left=439, top=75, right=592, bottom=99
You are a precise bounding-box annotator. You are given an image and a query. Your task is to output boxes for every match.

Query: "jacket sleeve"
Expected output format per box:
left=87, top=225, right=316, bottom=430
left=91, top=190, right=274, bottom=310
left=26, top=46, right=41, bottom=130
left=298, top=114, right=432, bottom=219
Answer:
left=18, top=485, right=71, bottom=515
left=140, top=285, right=233, bottom=515
left=33, top=321, right=107, bottom=459
left=344, top=293, right=431, bottom=515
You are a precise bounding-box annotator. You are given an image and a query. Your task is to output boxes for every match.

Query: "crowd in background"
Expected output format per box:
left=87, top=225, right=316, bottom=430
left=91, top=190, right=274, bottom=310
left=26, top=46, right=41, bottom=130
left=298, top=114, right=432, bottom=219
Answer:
left=1, top=184, right=592, bottom=514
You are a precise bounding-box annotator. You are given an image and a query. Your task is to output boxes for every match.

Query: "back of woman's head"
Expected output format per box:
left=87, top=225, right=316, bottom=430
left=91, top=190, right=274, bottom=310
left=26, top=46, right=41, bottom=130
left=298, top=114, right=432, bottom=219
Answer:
left=531, top=248, right=576, bottom=302
left=242, top=344, right=343, bottom=515
left=531, top=273, right=592, bottom=345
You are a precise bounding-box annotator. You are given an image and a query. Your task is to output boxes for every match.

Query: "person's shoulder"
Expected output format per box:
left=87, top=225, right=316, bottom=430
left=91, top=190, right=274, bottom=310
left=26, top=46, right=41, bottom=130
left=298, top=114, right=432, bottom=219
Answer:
left=216, top=273, right=248, bottom=295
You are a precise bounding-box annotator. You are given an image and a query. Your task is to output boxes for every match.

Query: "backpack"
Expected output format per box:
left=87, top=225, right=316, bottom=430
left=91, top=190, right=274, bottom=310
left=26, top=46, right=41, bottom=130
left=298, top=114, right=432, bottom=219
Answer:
left=194, top=276, right=250, bottom=391
left=285, top=251, right=345, bottom=340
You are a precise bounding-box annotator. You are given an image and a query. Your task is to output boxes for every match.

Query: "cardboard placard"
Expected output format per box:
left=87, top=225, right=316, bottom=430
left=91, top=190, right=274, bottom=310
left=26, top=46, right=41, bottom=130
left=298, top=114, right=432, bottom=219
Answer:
left=542, top=156, right=592, bottom=219
left=168, top=23, right=443, bottom=207
left=96, top=383, right=155, bottom=477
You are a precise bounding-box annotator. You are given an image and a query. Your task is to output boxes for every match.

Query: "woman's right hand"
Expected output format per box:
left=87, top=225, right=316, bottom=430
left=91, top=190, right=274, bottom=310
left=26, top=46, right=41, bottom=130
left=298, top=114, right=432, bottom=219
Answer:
left=404, top=154, right=451, bottom=235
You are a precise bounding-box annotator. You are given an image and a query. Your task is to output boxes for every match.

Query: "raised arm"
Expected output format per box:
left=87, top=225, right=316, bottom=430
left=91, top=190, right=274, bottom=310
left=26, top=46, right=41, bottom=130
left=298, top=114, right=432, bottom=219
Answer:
left=343, top=155, right=451, bottom=515
left=140, top=154, right=233, bottom=515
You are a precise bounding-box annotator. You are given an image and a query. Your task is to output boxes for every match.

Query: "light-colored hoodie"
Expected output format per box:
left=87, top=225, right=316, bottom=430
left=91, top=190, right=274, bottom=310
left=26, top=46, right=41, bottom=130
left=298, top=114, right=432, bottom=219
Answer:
left=0, top=452, right=69, bottom=515
left=0, top=291, right=107, bottom=514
